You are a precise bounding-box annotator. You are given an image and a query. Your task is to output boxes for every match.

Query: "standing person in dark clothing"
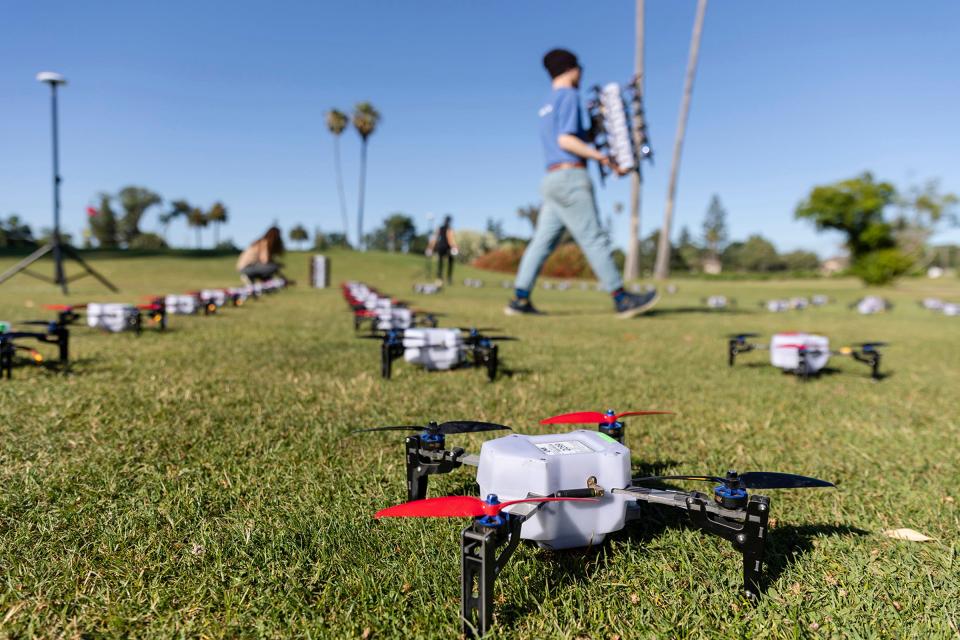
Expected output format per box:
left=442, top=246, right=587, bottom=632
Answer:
left=504, top=48, right=658, bottom=318
left=426, top=215, right=459, bottom=284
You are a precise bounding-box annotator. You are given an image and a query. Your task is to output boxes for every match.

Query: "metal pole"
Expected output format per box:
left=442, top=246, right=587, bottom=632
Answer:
left=623, top=0, right=645, bottom=282
left=50, top=82, right=67, bottom=292
left=654, top=0, right=707, bottom=281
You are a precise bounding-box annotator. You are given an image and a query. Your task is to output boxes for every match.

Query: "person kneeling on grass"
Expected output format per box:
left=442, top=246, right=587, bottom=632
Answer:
left=237, top=226, right=285, bottom=284
left=505, top=48, right=658, bottom=319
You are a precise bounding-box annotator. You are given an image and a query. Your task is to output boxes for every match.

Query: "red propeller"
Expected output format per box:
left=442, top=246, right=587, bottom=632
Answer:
left=44, top=303, right=84, bottom=311
left=375, top=495, right=597, bottom=519
left=540, top=410, right=673, bottom=425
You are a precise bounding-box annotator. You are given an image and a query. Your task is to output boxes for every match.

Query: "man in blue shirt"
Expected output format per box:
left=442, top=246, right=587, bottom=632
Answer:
left=505, top=48, right=658, bottom=318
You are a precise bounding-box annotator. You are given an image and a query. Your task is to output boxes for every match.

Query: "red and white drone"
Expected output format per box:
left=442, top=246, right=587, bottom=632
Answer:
left=364, top=410, right=834, bottom=638
left=728, top=332, right=886, bottom=380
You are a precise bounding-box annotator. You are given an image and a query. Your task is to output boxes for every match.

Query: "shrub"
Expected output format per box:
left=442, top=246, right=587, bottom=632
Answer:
left=454, top=230, right=498, bottom=262
left=852, top=248, right=913, bottom=285
left=472, top=243, right=601, bottom=279
left=128, top=232, right=168, bottom=250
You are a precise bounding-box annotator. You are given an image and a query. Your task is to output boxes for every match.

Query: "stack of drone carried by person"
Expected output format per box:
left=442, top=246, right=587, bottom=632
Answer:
left=361, top=409, right=834, bottom=638
left=727, top=332, right=886, bottom=380
left=586, top=78, right=652, bottom=183
left=345, top=281, right=516, bottom=381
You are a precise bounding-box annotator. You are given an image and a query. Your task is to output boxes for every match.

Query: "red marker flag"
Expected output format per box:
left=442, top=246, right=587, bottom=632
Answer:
left=86, top=206, right=98, bottom=217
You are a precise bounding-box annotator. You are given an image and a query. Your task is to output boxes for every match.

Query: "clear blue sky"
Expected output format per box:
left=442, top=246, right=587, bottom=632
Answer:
left=2, top=1, right=958, bottom=255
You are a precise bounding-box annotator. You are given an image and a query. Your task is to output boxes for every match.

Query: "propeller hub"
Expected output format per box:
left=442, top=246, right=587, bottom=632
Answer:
left=714, top=483, right=748, bottom=509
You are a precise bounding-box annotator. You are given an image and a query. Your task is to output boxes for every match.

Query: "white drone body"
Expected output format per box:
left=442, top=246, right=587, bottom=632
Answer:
left=165, top=294, right=199, bottom=315
left=377, top=307, right=413, bottom=331
left=811, top=295, right=830, bottom=307
left=86, top=303, right=139, bottom=333
left=200, top=289, right=227, bottom=307
left=765, top=299, right=790, bottom=313
left=770, top=332, right=830, bottom=372
left=402, top=328, right=463, bottom=371
left=706, top=295, right=729, bottom=309
left=476, top=431, right=631, bottom=550
left=944, top=303, right=960, bottom=317
left=856, top=296, right=889, bottom=315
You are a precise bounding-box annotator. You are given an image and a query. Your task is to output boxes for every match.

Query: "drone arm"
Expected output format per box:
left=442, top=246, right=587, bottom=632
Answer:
left=847, top=349, right=882, bottom=380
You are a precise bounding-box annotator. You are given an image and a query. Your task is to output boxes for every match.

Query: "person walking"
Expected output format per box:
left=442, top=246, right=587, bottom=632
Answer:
left=426, top=215, right=459, bottom=284
left=505, top=48, right=658, bottom=318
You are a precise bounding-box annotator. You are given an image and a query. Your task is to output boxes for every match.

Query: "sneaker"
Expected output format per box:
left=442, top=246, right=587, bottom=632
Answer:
left=615, top=289, right=659, bottom=318
left=504, top=298, right=544, bottom=316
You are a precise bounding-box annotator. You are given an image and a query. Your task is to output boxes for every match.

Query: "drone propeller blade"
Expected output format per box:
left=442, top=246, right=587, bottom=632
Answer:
left=437, top=421, right=511, bottom=435
left=352, top=426, right=422, bottom=434
left=472, top=335, right=519, bottom=342
left=540, top=410, right=672, bottom=425
left=728, top=332, right=759, bottom=339
left=738, top=472, right=835, bottom=489
left=632, top=471, right=834, bottom=490
left=44, top=303, right=83, bottom=311
left=375, top=495, right=598, bottom=519
left=854, top=341, right=888, bottom=348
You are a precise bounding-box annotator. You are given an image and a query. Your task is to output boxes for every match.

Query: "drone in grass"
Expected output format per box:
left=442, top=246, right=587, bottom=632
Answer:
left=359, top=327, right=515, bottom=380
left=702, top=295, right=737, bottom=310
left=920, top=297, right=960, bottom=317
left=852, top=295, right=892, bottom=315
left=343, top=282, right=441, bottom=333
left=44, top=301, right=167, bottom=334
left=728, top=332, right=885, bottom=380
left=362, top=410, right=834, bottom=638
left=0, top=315, right=71, bottom=379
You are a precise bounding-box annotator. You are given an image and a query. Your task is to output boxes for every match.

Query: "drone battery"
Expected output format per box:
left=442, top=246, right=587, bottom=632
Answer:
left=376, top=307, right=413, bottom=331
left=165, top=294, right=199, bottom=315
left=86, top=303, right=139, bottom=333
left=309, top=255, right=330, bottom=288
left=476, top=431, right=631, bottom=550
left=402, top=328, right=463, bottom=371
left=770, top=333, right=830, bottom=372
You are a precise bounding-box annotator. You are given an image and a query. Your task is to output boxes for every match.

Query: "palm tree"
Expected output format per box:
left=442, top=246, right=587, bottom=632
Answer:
left=160, top=199, right=191, bottom=243
left=290, top=224, right=309, bottom=250
left=352, top=102, right=381, bottom=250
left=654, top=0, right=708, bottom=280
left=187, top=207, right=208, bottom=249
left=624, top=0, right=646, bottom=282
left=326, top=109, right=351, bottom=244
left=207, top=201, right=228, bottom=247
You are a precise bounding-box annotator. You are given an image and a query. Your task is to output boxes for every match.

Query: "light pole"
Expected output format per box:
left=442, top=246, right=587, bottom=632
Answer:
left=0, top=72, right=117, bottom=293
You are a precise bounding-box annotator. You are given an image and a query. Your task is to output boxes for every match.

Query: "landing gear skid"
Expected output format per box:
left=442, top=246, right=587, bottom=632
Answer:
left=461, top=515, right=523, bottom=639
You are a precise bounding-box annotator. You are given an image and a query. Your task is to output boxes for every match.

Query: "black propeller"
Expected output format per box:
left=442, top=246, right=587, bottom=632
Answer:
left=632, top=470, right=834, bottom=490
left=854, top=341, right=888, bottom=350
left=728, top=332, right=760, bottom=340
left=354, top=420, right=511, bottom=436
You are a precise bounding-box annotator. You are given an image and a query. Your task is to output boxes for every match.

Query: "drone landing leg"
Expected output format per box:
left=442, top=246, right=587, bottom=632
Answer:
left=461, top=516, right=522, bottom=639
left=686, top=494, right=770, bottom=599
left=404, top=435, right=467, bottom=502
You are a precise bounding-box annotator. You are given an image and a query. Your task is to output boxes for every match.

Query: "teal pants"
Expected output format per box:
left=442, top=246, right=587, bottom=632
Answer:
left=515, top=167, right=623, bottom=293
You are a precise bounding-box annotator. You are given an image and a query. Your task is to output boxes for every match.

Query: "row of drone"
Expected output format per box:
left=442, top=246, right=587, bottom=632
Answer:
left=342, top=280, right=886, bottom=637
left=0, top=277, right=287, bottom=379
left=343, top=281, right=515, bottom=381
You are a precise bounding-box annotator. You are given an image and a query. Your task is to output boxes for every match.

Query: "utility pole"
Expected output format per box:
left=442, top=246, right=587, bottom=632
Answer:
left=623, top=0, right=645, bottom=282
left=654, top=0, right=707, bottom=280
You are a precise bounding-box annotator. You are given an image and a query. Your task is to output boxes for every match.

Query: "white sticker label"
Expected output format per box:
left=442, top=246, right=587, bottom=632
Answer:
left=535, top=440, right=592, bottom=456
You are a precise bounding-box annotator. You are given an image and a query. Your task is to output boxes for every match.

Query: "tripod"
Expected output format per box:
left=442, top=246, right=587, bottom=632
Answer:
left=0, top=74, right=117, bottom=295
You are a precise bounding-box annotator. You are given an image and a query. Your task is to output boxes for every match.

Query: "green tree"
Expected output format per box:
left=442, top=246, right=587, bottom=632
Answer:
left=517, top=204, right=540, bottom=231
left=326, top=109, right=351, bottom=242
left=677, top=226, right=701, bottom=272
left=0, top=214, right=37, bottom=248
left=893, top=179, right=959, bottom=265
left=794, top=172, right=897, bottom=260
left=781, top=250, right=820, bottom=272
left=702, top=194, right=728, bottom=259
left=187, top=207, right=208, bottom=249
left=290, top=224, right=309, bottom=250
left=207, top=201, right=228, bottom=247
left=486, top=218, right=505, bottom=242
left=117, top=186, right=162, bottom=245
left=88, top=193, right=119, bottom=248
left=352, top=102, right=381, bottom=249
left=365, top=213, right=416, bottom=252
left=722, top=235, right=784, bottom=272
left=159, top=199, right=191, bottom=243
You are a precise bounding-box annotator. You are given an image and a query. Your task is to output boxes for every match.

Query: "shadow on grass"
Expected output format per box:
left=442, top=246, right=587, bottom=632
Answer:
left=763, top=522, right=868, bottom=591
left=647, top=306, right=756, bottom=317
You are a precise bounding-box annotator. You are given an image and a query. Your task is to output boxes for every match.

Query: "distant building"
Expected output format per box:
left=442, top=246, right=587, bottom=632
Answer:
left=702, top=256, right=722, bottom=275
left=820, top=255, right=849, bottom=276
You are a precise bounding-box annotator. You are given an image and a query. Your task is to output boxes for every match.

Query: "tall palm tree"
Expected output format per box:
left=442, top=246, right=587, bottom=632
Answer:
left=352, top=102, right=381, bottom=250
left=654, top=0, right=708, bottom=280
left=187, top=207, right=208, bottom=249
left=624, top=0, right=646, bottom=282
left=325, top=109, right=351, bottom=244
left=207, top=201, right=228, bottom=247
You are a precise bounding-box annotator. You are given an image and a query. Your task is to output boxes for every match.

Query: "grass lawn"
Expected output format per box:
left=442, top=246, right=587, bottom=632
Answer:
left=1, top=249, right=958, bottom=638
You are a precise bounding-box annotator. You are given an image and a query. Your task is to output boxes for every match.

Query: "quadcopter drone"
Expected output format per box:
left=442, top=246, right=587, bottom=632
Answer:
left=852, top=295, right=892, bottom=315
left=44, top=301, right=166, bottom=334
left=359, top=327, right=515, bottom=381
left=0, top=314, right=71, bottom=379
left=728, top=332, right=885, bottom=380
left=920, top=297, right=959, bottom=316
left=343, top=282, right=441, bottom=333
left=702, top=295, right=737, bottom=310
left=365, top=411, right=833, bottom=638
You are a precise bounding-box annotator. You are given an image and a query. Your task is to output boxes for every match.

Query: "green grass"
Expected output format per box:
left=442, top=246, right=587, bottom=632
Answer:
left=1, top=250, right=958, bottom=638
